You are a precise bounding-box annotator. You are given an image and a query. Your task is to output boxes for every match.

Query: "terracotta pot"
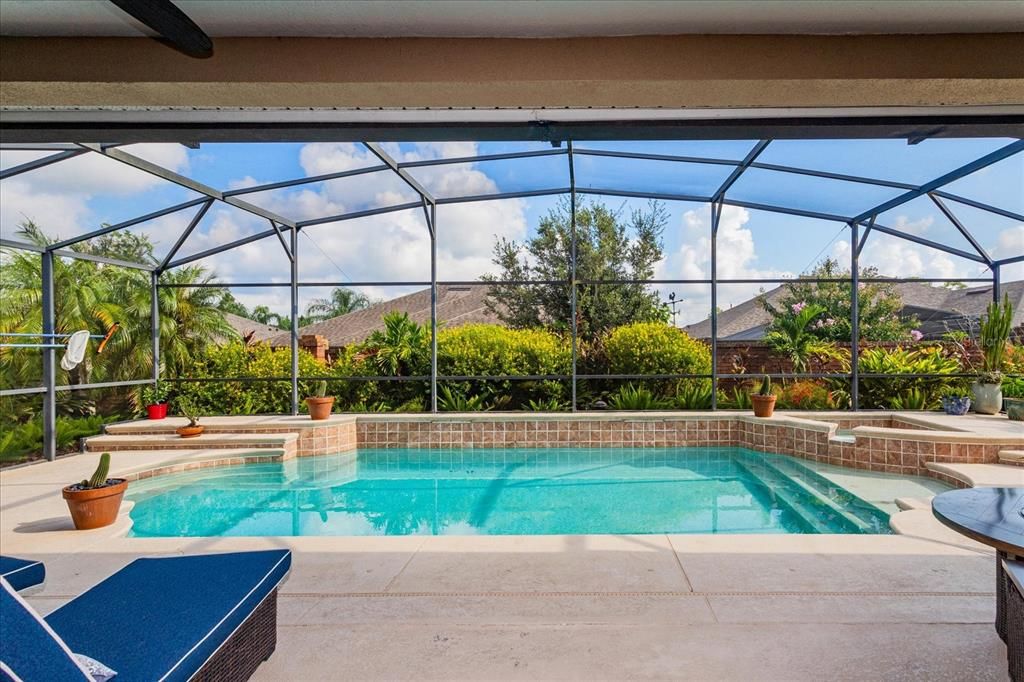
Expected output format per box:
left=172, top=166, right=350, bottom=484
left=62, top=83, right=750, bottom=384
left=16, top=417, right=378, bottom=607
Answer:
left=176, top=424, right=204, bottom=438
left=146, top=403, right=168, bottom=420
left=306, top=396, right=335, bottom=420
left=751, top=394, right=777, bottom=418
left=62, top=479, right=127, bottom=530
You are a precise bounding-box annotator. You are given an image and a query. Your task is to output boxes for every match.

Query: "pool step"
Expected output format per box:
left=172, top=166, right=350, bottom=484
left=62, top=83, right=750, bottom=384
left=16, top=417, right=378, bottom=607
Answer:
left=999, top=450, right=1024, bottom=466
left=732, top=458, right=838, bottom=534
left=740, top=455, right=876, bottom=533
left=85, top=432, right=298, bottom=452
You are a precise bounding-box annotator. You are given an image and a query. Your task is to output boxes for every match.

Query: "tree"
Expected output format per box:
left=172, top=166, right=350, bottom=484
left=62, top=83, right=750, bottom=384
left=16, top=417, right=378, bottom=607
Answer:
left=761, top=258, right=918, bottom=343
left=484, top=198, right=668, bottom=339
left=304, top=287, right=371, bottom=323
left=362, top=311, right=429, bottom=377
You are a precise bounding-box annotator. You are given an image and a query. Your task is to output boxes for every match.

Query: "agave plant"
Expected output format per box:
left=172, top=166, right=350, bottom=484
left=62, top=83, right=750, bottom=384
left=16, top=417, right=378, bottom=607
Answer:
left=607, top=383, right=671, bottom=410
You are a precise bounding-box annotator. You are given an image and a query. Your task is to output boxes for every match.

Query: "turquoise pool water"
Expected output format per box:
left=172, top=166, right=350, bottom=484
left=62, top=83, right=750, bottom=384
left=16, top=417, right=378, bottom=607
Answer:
left=126, top=447, right=892, bottom=537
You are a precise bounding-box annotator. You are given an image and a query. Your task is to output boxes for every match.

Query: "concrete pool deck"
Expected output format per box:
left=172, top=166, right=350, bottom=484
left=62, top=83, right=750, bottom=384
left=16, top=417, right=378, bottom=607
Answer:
left=2, top=411, right=1022, bottom=680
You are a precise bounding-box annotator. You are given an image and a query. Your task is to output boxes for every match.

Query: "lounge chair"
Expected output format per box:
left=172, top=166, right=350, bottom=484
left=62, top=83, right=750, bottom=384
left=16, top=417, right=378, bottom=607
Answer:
left=0, top=555, right=45, bottom=593
left=1, top=549, right=291, bottom=682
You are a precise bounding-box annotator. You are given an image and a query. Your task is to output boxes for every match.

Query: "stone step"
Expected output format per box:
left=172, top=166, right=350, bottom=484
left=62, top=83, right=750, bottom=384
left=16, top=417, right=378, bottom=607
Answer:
left=85, top=432, right=298, bottom=452
left=894, top=496, right=933, bottom=511
left=104, top=415, right=351, bottom=436
left=998, top=450, right=1024, bottom=466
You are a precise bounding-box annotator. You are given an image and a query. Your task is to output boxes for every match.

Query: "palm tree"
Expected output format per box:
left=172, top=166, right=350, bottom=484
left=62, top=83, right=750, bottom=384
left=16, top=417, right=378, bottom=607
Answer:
left=303, top=287, right=371, bottom=323
left=363, top=312, right=429, bottom=376
left=764, top=303, right=845, bottom=373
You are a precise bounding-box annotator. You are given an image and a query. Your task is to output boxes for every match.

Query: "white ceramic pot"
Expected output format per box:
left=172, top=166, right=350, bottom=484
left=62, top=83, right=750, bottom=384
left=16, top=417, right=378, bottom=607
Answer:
left=971, top=381, right=1003, bottom=415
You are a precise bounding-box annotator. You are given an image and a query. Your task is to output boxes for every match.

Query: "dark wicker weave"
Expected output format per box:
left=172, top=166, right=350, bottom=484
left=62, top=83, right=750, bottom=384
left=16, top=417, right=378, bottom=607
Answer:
left=1006, top=562, right=1023, bottom=682
left=193, top=588, right=279, bottom=682
left=999, top=551, right=1009, bottom=643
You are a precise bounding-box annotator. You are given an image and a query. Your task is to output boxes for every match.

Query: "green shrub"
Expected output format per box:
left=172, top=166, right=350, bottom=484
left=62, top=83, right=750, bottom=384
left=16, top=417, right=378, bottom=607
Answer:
left=437, top=324, right=570, bottom=408
left=607, top=383, right=671, bottom=410
left=0, top=414, right=114, bottom=465
left=857, top=345, right=966, bottom=410
left=600, top=323, right=711, bottom=398
left=674, top=379, right=713, bottom=409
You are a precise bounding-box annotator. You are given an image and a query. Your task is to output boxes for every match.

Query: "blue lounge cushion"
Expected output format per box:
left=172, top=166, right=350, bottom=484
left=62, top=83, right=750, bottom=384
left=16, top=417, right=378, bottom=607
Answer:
left=46, top=550, right=291, bottom=682
left=0, top=555, right=45, bottom=592
left=0, top=577, right=90, bottom=682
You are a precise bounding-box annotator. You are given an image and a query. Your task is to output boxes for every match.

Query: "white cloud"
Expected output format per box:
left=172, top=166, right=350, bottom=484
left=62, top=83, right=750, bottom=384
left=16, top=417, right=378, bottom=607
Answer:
left=0, top=144, right=192, bottom=243
left=991, top=224, right=1024, bottom=281
left=843, top=229, right=985, bottom=281
left=656, top=205, right=793, bottom=326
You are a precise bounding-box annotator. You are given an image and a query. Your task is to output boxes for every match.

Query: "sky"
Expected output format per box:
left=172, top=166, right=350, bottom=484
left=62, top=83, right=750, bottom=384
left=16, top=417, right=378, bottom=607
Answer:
left=1, top=138, right=1021, bottom=327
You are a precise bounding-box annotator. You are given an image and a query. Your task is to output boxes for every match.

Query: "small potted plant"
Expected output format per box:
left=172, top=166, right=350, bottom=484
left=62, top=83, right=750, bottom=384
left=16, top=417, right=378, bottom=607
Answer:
left=175, top=397, right=204, bottom=438
left=62, top=452, right=127, bottom=530
left=141, top=382, right=169, bottom=420
left=751, top=375, right=777, bottom=418
left=941, top=395, right=972, bottom=416
left=306, top=380, right=334, bottom=420
left=972, top=294, right=1012, bottom=415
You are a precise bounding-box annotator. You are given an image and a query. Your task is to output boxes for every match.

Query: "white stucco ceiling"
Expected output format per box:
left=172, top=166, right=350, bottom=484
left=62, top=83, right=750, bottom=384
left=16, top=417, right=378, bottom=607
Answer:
left=1, top=0, right=1022, bottom=38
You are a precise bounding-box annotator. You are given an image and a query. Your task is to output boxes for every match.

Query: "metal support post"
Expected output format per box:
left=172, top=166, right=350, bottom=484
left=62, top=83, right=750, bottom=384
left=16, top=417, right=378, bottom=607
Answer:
left=993, top=264, right=1001, bottom=303
left=150, top=271, right=160, bottom=385
left=41, top=251, right=56, bottom=461
left=568, top=142, right=578, bottom=412
left=710, top=201, right=722, bottom=410
left=430, top=202, right=439, bottom=413
left=850, top=222, right=860, bottom=411
left=290, top=226, right=299, bottom=415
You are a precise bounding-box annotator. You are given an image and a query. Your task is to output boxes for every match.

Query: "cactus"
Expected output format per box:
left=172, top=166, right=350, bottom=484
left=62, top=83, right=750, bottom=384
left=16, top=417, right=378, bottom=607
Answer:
left=314, top=380, right=328, bottom=398
left=82, top=452, right=111, bottom=488
left=757, top=375, right=772, bottom=396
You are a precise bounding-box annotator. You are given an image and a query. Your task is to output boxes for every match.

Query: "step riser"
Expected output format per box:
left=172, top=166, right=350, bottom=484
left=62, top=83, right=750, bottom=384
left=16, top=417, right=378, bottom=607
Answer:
left=86, top=442, right=291, bottom=452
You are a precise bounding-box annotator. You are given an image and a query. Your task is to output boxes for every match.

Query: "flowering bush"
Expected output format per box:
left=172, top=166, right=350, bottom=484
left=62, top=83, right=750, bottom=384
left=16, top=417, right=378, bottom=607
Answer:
left=776, top=380, right=837, bottom=410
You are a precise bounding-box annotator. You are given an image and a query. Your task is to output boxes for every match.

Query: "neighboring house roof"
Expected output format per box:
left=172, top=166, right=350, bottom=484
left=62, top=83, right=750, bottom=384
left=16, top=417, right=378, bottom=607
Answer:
left=683, top=280, right=1024, bottom=340
left=268, top=285, right=502, bottom=348
left=222, top=312, right=283, bottom=343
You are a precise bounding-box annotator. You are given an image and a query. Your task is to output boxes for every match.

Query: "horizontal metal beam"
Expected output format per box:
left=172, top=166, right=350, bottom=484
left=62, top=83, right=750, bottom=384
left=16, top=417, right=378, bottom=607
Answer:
left=296, top=201, right=423, bottom=228
left=572, top=148, right=737, bottom=167
left=0, top=386, right=47, bottom=397
left=996, top=253, right=1024, bottom=266
left=932, top=191, right=1024, bottom=224
left=398, top=148, right=568, bottom=168
left=75, top=143, right=298, bottom=228
left=48, top=197, right=208, bottom=251
left=867, top=222, right=988, bottom=263
left=221, top=164, right=389, bottom=197
left=166, top=229, right=280, bottom=268
left=435, top=187, right=571, bottom=205
left=50, top=248, right=156, bottom=270
left=0, top=238, right=46, bottom=253
left=724, top=198, right=850, bottom=223
left=576, top=187, right=707, bottom=203
left=0, top=149, right=87, bottom=180
left=852, top=139, right=1024, bottom=223
left=748, top=161, right=917, bottom=190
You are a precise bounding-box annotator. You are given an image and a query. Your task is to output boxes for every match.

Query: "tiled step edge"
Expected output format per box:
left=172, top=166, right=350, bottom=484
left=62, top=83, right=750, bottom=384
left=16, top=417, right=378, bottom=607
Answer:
left=85, top=432, right=299, bottom=452
left=119, top=448, right=291, bottom=482
left=925, top=461, right=1024, bottom=488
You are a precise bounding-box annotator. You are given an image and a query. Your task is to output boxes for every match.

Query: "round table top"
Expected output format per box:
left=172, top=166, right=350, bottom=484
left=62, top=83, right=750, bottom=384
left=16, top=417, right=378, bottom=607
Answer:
left=932, top=487, right=1024, bottom=556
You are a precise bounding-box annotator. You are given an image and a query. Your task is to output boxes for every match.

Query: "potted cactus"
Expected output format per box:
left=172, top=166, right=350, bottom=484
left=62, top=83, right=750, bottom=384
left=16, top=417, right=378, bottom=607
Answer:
left=62, top=453, right=127, bottom=530
left=175, top=397, right=204, bottom=438
left=751, top=375, right=777, bottom=418
left=306, top=380, right=334, bottom=420
left=972, top=294, right=1013, bottom=415
left=141, top=382, right=169, bottom=420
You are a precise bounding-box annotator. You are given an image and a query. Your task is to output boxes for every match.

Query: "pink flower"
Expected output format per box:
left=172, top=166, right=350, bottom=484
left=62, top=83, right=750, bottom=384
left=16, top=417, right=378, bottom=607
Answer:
left=791, top=302, right=807, bottom=314
left=825, top=318, right=836, bottom=326
left=910, top=329, right=923, bottom=342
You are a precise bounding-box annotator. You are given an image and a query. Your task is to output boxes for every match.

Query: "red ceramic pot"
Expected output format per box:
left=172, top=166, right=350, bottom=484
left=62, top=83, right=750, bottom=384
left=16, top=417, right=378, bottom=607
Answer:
left=146, top=403, right=168, bottom=420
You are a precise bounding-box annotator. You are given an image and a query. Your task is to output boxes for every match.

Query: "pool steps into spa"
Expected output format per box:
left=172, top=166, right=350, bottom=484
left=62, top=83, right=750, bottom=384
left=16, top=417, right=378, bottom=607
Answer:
left=733, top=453, right=880, bottom=534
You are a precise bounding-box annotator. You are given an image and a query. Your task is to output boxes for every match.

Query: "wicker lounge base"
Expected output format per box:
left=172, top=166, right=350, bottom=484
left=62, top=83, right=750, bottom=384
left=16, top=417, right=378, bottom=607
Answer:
left=195, top=588, right=278, bottom=682
left=1006, top=561, right=1023, bottom=682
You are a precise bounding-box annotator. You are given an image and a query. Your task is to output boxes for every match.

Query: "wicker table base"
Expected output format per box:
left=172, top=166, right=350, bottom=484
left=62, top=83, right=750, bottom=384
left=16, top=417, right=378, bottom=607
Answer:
left=1005, top=562, right=1023, bottom=682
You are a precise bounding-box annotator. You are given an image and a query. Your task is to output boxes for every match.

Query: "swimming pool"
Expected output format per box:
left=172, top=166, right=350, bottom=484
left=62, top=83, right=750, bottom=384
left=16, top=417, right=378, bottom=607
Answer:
left=127, top=447, right=893, bottom=537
